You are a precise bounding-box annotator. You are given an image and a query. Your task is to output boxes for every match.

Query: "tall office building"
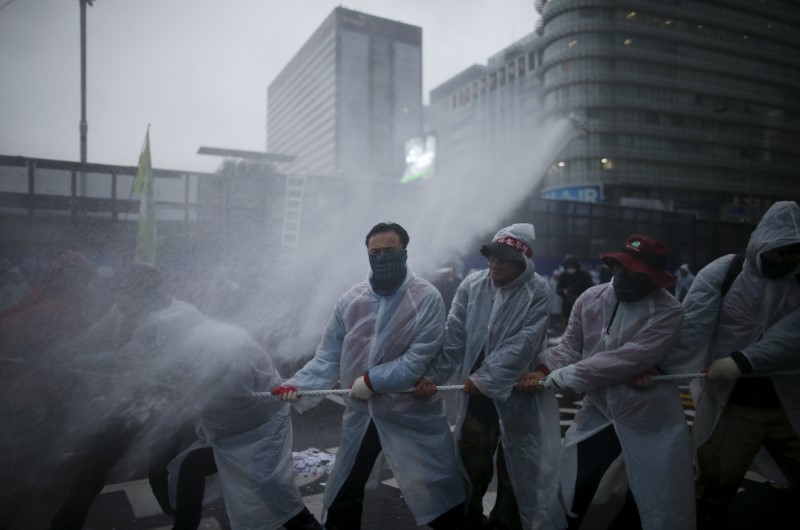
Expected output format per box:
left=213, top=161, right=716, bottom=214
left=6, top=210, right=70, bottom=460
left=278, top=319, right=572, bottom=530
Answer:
left=536, top=0, right=800, bottom=219
left=427, top=33, right=546, bottom=187
left=267, top=7, right=422, bottom=181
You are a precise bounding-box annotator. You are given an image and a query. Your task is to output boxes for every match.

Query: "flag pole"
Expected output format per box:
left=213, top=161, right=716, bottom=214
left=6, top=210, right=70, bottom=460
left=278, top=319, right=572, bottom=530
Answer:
left=133, top=125, right=156, bottom=265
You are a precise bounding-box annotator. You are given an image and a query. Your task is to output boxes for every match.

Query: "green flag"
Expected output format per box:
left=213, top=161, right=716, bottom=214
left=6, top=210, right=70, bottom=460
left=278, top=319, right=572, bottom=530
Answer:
left=133, top=127, right=156, bottom=265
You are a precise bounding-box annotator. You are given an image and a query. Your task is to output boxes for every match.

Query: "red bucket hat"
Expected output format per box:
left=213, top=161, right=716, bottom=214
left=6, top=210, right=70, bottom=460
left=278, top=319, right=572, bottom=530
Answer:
left=599, top=234, right=676, bottom=288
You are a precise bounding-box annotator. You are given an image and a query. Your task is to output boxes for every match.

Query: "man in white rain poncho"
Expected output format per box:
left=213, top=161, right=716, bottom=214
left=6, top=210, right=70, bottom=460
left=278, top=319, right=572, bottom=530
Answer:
left=520, top=234, right=695, bottom=530
left=416, top=223, right=564, bottom=530
left=161, top=320, right=323, bottom=530
left=47, top=263, right=320, bottom=530
left=663, top=200, right=800, bottom=528
left=271, top=222, right=467, bottom=530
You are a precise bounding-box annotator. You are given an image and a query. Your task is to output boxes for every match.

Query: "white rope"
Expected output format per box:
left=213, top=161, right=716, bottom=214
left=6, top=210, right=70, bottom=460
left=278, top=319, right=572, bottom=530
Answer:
left=431, top=384, right=466, bottom=391
left=252, top=384, right=465, bottom=398
left=652, top=370, right=800, bottom=382
left=253, top=371, right=800, bottom=397
left=651, top=373, right=705, bottom=382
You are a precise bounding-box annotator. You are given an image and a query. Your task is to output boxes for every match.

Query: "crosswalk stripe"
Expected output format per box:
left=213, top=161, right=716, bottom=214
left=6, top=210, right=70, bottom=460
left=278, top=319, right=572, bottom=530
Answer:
left=303, top=492, right=326, bottom=522
left=100, top=478, right=163, bottom=519
left=151, top=517, right=221, bottom=530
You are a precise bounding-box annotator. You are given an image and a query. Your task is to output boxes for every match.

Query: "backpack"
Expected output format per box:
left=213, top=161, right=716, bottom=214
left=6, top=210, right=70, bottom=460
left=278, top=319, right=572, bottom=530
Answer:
left=720, top=254, right=746, bottom=298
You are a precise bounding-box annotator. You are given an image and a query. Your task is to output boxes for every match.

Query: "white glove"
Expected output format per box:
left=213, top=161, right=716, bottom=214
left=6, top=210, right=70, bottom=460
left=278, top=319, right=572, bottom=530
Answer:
left=541, top=365, right=579, bottom=391
left=350, top=375, right=374, bottom=400
left=706, top=357, right=742, bottom=383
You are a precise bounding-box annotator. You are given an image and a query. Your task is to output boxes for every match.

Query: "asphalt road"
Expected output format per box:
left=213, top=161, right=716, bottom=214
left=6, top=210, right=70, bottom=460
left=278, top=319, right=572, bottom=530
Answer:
left=7, top=389, right=796, bottom=530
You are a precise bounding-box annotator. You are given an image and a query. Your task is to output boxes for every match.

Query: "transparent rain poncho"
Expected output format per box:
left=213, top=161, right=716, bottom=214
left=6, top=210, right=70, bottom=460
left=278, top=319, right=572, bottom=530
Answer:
left=427, top=223, right=565, bottom=530
left=286, top=271, right=466, bottom=526
left=540, top=283, right=695, bottom=530
left=171, top=320, right=304, bottom=530
left=57, top=300, right=305, bottom=530
left=668, top=200, right=800, bottom=448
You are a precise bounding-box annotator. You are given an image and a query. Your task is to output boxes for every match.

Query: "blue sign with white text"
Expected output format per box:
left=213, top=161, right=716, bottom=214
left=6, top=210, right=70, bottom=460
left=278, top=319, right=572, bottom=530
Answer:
left=542, top=185, right=603, bottom=203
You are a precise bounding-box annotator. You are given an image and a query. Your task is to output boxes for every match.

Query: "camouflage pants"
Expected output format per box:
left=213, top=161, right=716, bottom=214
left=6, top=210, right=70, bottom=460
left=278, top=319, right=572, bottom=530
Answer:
left=697, top=404, right=800, bottom=506
left=458, top=394, right=521, bottom=530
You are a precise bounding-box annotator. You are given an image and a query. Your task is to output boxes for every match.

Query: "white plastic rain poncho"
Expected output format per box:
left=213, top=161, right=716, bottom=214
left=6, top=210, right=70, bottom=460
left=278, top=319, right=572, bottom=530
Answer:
left=427, top=223, right=565, bottom=530
left=167, top=320, right=306, bottom=530
left=61, top=299, right=204, bottom=357
left=666, top=200, right=800, bottom=448
left=53, top=299, right=208, bottom=425
left=61, top=300, right=307, bottom=530
left=286, top=270, right=466, bottom=526
left=539, top=283, right=695, bottom=530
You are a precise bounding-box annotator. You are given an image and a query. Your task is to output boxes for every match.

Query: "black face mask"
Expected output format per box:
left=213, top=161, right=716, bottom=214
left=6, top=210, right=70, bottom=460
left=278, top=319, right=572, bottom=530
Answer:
left=612, top=269, right=656, bottom=302
left=760, top=255, right=798, bottom=279
left=369, top=250, right=407, bottom=282
left=369, top=250, right=408, bottom=296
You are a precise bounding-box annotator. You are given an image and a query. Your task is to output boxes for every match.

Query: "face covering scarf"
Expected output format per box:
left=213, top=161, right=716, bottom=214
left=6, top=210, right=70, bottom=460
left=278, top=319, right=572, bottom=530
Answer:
left=612, top=269, right=656, bottom=302
left=760, top=255, right=798, bottom=279
left=369, top=250, right=408, bottom=296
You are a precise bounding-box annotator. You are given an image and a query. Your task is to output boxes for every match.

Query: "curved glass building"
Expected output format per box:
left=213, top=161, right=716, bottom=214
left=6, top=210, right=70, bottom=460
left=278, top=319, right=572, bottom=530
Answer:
left=536, top=0, right=800, bottom=220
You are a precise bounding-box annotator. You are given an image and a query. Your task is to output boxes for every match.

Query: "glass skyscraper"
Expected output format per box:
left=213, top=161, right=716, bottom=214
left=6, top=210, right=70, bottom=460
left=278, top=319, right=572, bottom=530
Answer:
left=536, top=0, right=800, bottom=220
left=267, top=7, right=422, bottom=181
left=428, top=33, right=545, bottom=189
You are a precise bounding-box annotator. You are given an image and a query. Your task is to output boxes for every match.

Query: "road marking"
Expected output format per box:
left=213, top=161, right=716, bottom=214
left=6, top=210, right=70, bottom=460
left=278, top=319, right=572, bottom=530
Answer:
left=304, top=492, right=325, bottom=522
left=151, top=517, right=221, bottom=530
left=482, top=492, right=498, bottom=514
left=100, top=478, right=163, bottom=518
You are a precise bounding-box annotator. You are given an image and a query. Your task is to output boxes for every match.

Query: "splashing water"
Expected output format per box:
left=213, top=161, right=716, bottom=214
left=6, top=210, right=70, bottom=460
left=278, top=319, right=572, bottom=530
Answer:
left=240, top=115, right=578, bottom=368
left=0, top=116, right=578, bottom=515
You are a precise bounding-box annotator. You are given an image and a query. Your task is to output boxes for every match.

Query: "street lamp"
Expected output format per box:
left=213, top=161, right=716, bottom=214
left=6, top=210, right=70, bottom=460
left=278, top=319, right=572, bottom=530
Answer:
left=79, top=0, right=94, bottom=164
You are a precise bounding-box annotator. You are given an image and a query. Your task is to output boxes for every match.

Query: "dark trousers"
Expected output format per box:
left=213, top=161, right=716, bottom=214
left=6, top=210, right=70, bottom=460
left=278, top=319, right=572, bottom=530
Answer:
left=148, top=423, right=202, bottom=520
left=49, top=418, right=136, bottom=530
left=147, top=426, right=220, bottom=530
left=325, top=421, right=465, bottom=530
left=458, top=393, right=520, bottom=530
left=0, top=411, right=47, bottom=529
left=148, top=423, right=321, bottom=530
left=170, top=447, right=217, bottom=530
left=284, top=507, right=324, bottom=530
left=569, top=425, right=641, bottom=530
left=695, top=404, right=800, bottom=529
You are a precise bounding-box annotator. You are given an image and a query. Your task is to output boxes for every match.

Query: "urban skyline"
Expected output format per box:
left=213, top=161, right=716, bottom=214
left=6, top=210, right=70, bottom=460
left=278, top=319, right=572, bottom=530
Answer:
left=0, top=0, right=537, bottom=173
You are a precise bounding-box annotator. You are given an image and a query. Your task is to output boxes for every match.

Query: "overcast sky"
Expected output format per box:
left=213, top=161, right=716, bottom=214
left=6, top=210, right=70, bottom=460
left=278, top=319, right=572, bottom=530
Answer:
left=0, top=0, right=538, bottom=173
